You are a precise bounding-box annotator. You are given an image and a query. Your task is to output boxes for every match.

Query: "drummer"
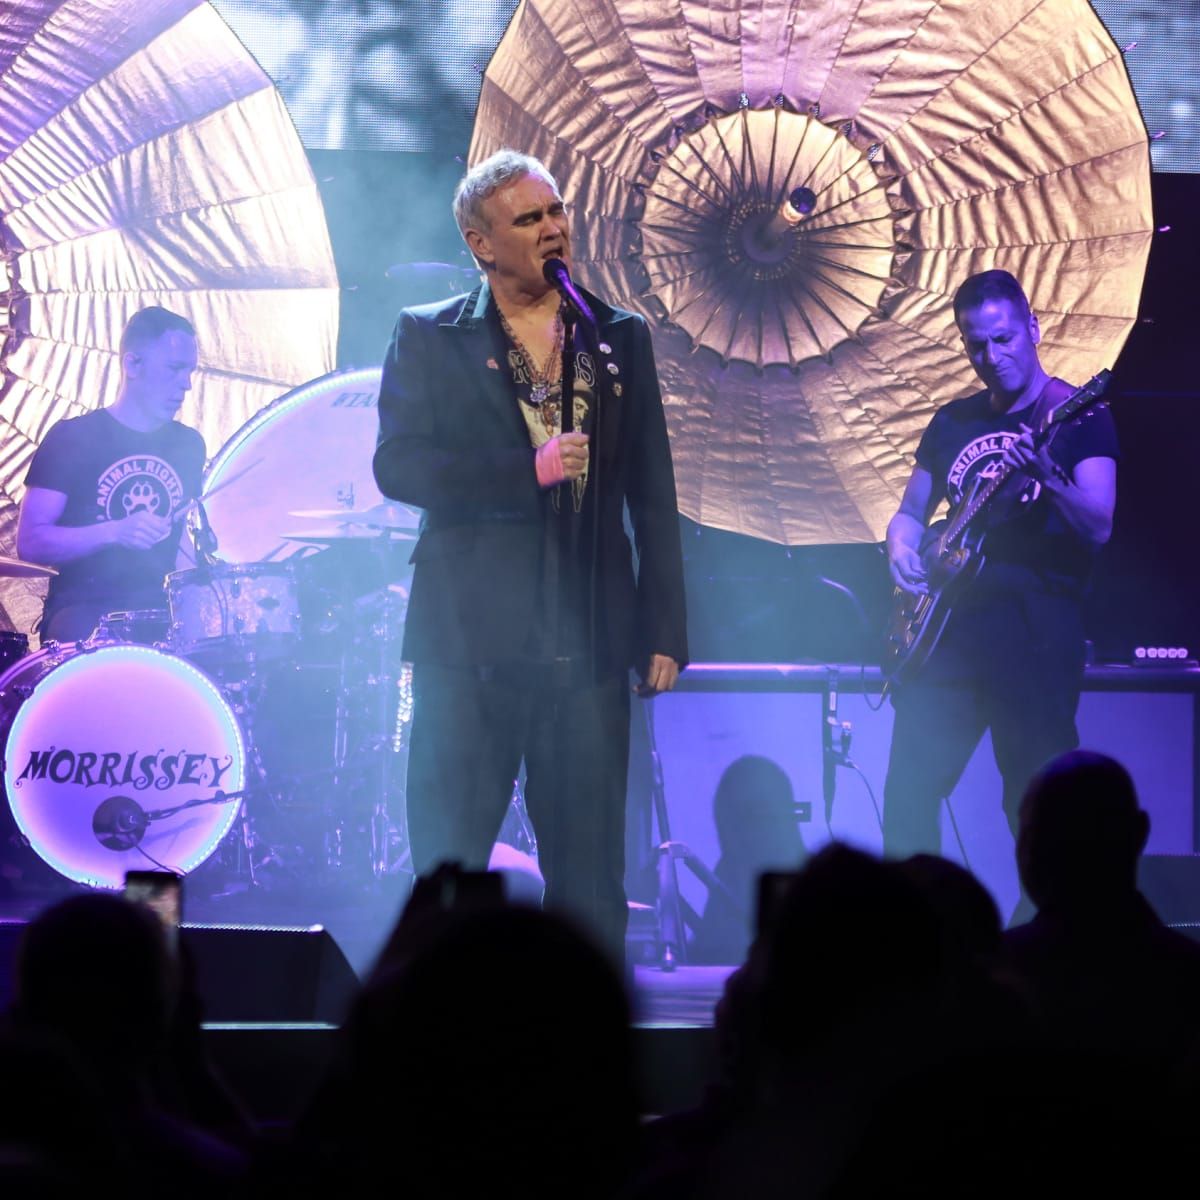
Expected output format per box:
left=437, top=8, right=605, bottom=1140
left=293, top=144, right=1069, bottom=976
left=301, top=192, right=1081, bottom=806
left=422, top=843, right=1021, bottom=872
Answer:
left=17, top=307, right=207, bottom=643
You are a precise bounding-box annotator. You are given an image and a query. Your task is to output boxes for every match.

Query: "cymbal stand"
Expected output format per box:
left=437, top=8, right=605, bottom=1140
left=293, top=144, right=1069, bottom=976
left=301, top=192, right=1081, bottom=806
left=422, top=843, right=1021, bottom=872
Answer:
left=324, top=637, right=354, bottom=874
left=361, top=530, right=411, bottom=880
left=210, top=661, right=276, bottom=889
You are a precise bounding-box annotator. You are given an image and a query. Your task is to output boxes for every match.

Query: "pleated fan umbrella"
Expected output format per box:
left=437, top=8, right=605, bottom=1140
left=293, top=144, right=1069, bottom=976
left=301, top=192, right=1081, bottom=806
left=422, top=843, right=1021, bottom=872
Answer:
left=471, top=0, right=1152, bottom=545
left=0, top=0, right=339, bottom=632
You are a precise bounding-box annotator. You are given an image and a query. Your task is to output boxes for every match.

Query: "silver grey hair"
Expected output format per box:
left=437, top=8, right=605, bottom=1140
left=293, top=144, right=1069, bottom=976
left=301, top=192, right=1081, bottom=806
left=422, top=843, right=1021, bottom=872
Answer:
left=453, top=149, right=560, bottom=237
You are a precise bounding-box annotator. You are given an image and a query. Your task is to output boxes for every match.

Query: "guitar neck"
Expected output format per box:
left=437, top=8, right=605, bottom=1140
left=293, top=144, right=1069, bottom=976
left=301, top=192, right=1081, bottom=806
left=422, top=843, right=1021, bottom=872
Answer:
left=941, top=458, right=1019, bottom=549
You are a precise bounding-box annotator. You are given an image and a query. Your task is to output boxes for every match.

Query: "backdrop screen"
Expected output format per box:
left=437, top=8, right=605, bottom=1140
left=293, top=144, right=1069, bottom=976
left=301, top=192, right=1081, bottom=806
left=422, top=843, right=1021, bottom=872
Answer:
left=1091, top=1, right=1199, bottom=173
left=212, top=0, right=520, bottom=152
left=213, top=1, right=1197, bottom=171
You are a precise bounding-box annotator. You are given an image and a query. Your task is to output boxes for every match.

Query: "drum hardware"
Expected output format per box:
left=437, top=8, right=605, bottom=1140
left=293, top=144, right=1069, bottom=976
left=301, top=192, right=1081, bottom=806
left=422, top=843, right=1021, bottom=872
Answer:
left=254, top=524, right=417, bottom=882
left=214, top=637, right=414, bottom=887
left=211, top=675, right=272, bottom=889
left=0, top=630, right=30, bottom=675
left=88, top=609, right=171, bottom=647
left=349, top=554, right=412, bottom=880
left=179, top=496, right=219, bottom=566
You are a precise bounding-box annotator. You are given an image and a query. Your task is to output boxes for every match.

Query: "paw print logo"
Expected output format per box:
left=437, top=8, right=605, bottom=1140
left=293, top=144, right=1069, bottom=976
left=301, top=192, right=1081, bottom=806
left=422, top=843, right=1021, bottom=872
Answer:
left=123, top=482, right=160, bottom=515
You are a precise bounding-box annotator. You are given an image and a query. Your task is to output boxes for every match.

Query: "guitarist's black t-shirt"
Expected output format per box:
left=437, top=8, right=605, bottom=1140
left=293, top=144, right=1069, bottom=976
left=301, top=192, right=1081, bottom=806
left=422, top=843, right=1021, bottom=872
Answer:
left=915, top=386, right=1118, bottom=595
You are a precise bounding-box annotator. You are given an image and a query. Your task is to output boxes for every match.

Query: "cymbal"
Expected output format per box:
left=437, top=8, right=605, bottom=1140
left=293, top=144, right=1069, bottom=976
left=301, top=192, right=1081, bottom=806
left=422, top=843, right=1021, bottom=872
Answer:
left=0, top=553, right=58, bottom=579
left=287, top=502, right=420, bottom=531
left=281, top=528, right=417, bottom=544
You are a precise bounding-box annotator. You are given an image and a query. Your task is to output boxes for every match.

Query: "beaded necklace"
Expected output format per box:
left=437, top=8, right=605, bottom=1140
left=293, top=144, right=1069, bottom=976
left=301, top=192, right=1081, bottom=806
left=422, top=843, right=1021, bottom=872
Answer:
left=499, top=307, right=565, bottom=433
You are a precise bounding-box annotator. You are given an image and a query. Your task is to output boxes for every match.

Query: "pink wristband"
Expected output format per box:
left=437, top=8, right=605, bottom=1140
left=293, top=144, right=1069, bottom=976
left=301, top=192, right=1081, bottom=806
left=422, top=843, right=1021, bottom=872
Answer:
left=535, top=438, right=566, bottom=488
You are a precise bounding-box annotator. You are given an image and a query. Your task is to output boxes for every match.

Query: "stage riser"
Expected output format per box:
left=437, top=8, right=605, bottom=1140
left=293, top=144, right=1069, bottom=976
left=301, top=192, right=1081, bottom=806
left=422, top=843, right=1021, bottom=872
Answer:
left=183, top=925, right=359, bottom=1023
left=0, top=923, right=359, bottom=1024
left=647, top=684, right=1197, bottom=925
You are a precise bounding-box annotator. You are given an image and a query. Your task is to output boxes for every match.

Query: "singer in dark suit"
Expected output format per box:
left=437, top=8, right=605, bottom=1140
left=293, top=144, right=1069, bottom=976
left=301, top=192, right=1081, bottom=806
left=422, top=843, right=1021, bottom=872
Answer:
left=373, top=149, right=688, bottom=959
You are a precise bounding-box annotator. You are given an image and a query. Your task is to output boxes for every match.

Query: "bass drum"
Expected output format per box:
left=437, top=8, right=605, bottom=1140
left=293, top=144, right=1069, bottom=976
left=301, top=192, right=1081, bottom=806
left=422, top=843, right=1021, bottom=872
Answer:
left=201, top=366, right=386, bottom=564
left=1, top=643, right=245, bottom=888
left=199, top=365, right=414, bottom=653
left=195, top=367, right=416, bottom=880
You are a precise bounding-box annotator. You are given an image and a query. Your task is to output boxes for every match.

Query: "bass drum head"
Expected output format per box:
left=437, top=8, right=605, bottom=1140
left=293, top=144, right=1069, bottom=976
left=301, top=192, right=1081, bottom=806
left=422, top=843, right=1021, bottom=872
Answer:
left=202, top=366, right=385, bottom=563
left=3, top=644, right=245, bottom=888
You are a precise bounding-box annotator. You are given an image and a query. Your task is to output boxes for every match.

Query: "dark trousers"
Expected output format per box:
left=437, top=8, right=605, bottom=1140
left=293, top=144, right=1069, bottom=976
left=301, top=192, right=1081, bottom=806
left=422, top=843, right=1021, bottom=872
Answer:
left=883, top=581, right=1086, bottom=858
left=41, top=603, right=105, bottom=643
left=405, top=662, right=632, bottom=960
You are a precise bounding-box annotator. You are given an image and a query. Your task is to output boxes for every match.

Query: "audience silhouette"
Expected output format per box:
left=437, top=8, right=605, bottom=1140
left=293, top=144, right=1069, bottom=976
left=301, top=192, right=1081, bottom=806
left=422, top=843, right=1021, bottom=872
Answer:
left=5, top=893, right=248, bottom=1194
left=283, top=883, right=638, bottom=1198
left=1003, top=748, right=1200, bottom=1068
left=5, top=751, right=1199, bottom=1198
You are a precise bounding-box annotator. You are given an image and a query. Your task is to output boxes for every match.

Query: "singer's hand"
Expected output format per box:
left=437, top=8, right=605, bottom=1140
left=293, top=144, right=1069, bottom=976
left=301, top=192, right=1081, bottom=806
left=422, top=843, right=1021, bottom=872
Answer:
left=635, top=654, right=680, bottom=698
left=535, top=432, right=589, bottom=487
left=108, top=511, right=172, bottom=550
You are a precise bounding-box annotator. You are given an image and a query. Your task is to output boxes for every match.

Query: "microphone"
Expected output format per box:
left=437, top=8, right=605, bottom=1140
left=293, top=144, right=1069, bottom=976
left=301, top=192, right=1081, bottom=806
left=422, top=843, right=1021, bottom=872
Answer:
left=542, top=257, right=596, bottom=327
left=93, top=795, right=149, bottom=851
left=93, top=788, right=241, bottom=851
left=186, top=498, right=219, bottom=565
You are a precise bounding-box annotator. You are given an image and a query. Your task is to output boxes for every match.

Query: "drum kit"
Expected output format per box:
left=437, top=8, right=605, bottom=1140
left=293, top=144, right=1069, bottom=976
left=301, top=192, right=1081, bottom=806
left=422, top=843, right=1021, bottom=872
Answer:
left=0, top=368, right=545, bottom=899
left=1, top=367, right=540, bottom=897
left=0, top=500, right=423, bottom=894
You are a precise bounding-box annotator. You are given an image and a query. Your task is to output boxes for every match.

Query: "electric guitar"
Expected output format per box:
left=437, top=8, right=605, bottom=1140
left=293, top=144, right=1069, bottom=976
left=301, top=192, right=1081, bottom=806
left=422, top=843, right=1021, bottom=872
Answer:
left=882, top=369, right=1112, bottom=685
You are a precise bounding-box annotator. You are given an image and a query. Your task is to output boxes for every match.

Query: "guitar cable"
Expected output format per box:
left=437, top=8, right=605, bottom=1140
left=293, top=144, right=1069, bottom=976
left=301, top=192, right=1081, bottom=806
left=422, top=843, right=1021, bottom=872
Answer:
left=943, top=796, right=972, bottom=872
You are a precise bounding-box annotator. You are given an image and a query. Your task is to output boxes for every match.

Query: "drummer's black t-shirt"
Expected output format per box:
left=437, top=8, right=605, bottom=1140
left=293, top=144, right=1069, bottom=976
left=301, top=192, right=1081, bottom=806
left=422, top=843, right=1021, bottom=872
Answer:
left=25, top=409, right=206, bottom=627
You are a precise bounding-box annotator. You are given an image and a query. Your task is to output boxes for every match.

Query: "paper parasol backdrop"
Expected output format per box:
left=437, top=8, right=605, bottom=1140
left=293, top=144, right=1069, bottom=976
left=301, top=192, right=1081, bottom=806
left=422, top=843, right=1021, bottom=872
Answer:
left=472, top=0, right=1152, bottom=545
left=0, top=0, right=339, bottom=631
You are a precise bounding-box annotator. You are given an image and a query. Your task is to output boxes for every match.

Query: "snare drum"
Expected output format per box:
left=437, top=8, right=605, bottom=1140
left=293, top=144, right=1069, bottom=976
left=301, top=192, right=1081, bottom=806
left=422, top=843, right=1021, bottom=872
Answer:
left=167, top=561, right=300, bottom=670
left=1, top=642, right=245, bottom=888
left=91, top=609, right=170, bottom=646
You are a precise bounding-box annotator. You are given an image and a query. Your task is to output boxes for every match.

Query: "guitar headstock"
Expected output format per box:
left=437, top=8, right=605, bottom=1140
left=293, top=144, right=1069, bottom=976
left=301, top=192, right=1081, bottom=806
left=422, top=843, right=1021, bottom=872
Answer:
left=1047, top=368, right=1113, bottom=428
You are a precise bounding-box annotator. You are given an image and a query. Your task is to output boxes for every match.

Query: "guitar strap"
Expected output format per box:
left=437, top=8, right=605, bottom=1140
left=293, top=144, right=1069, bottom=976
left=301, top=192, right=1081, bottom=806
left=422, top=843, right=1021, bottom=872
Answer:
left=986, top=376, right=1075, bottom=524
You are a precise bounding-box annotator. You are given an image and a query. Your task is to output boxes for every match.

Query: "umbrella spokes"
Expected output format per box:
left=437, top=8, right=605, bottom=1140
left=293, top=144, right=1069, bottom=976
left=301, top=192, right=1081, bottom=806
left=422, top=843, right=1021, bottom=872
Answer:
left=638, top=108, right=894, bottom=369
left=470, top=0, right=1150, bottom=544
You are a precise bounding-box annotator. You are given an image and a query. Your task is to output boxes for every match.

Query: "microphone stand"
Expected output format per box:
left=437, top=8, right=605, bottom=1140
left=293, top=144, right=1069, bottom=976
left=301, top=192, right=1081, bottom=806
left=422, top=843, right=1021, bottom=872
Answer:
left=555, top=305, right=580, bottom=673
left=183, top=497, right=219, bottom=566
left=92, top=788, right=247, bottom=852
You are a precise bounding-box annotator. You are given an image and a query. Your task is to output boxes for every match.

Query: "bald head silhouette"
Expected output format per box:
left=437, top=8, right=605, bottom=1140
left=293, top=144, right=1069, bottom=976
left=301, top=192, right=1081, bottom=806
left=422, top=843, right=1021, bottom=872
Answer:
left=1017, top=750, right=1149, bottom=912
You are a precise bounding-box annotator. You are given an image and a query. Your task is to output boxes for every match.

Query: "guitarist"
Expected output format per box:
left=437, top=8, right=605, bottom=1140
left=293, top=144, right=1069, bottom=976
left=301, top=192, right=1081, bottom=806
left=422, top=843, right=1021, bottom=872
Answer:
left=882, top=270, right=1118, bottom=901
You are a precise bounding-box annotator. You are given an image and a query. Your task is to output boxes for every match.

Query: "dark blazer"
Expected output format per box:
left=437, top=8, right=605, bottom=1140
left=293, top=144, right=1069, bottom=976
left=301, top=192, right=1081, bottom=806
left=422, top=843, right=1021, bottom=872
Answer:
left=373, top=280, right=688, bottom=675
